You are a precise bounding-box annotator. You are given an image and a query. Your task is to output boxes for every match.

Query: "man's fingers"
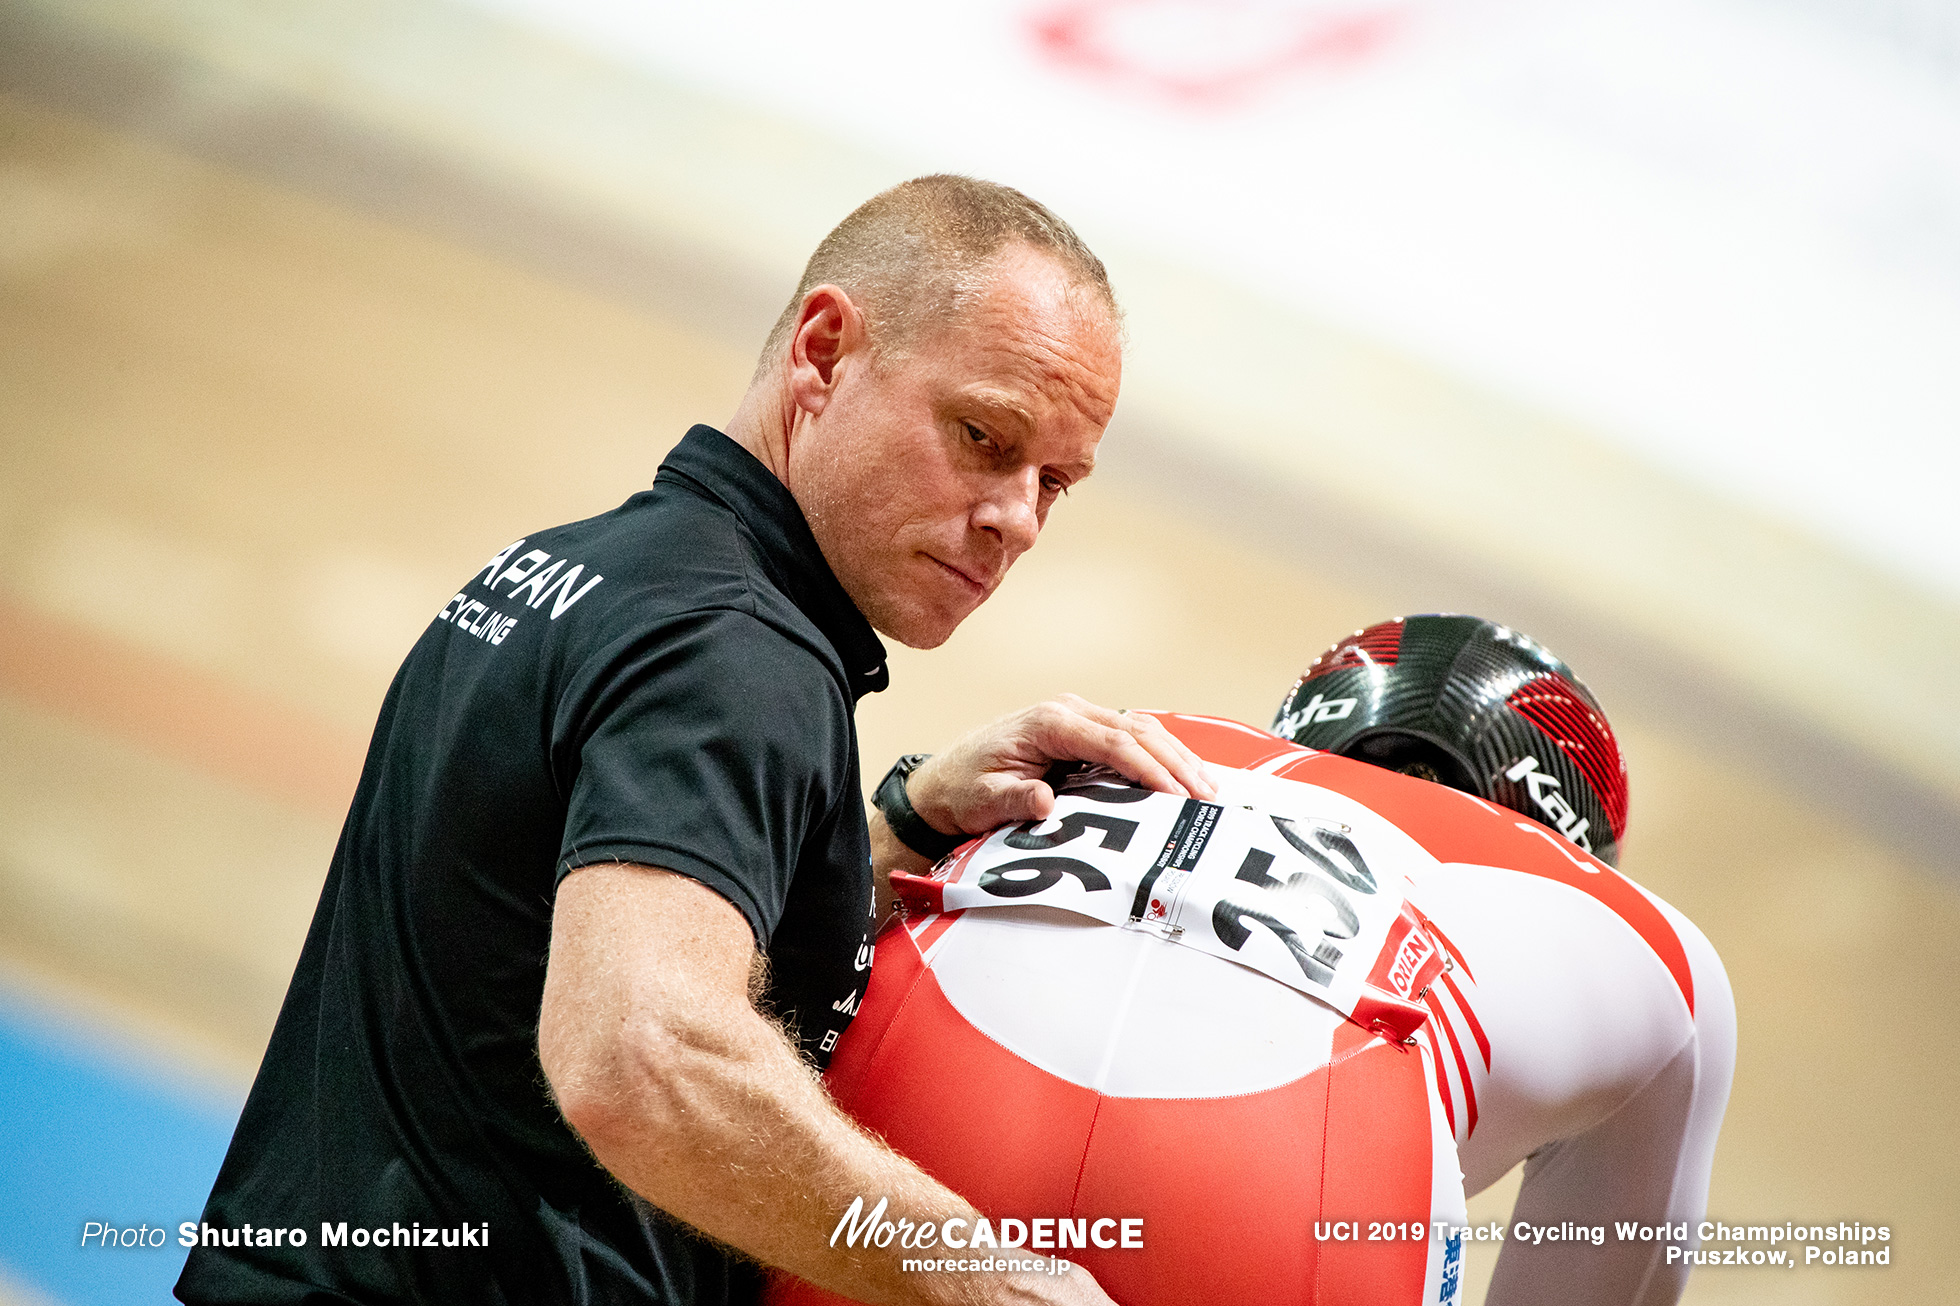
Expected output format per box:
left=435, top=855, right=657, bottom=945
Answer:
left=1000, top=776, right=1057, bottom=826
left=1044, top=698, right=1215, bottom=800
left=916, top=696, right=1217, bottom=840
left=1120, top=711, right=1215, bottom=800
left=1034, top=711, right=1188, bottom=799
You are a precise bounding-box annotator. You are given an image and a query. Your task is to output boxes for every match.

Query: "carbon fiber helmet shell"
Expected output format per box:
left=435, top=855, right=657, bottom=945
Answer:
left=1272, top=615, right=1630, bottom=866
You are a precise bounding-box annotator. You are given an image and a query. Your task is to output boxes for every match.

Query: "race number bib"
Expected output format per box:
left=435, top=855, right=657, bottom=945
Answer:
left=890, top=770, right=1448, bottom=1043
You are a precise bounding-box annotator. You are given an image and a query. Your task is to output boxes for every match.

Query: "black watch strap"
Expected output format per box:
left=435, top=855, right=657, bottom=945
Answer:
left=874, top=753, right=966, bottom=861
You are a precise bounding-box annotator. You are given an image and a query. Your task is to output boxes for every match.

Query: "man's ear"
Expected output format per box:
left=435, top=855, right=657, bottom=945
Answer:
left=787, top=285, right=865, bottom=417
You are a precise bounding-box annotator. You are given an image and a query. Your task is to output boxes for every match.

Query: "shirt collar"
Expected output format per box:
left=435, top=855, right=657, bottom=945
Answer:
left=657, top=425, right=889, bottom=698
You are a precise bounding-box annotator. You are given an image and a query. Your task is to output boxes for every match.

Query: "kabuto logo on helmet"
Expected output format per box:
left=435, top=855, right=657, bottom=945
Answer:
left=1272, top=615, right=1630, bottom=867
left=1273, top=692, right=1358, bottom=737
left=1504, top=755, right=1592, bottom=852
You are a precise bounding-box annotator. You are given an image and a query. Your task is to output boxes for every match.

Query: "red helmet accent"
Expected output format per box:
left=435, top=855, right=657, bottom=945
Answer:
left=1506, top=674, right=1630, bottom=842
left=1302, top=619, right=1404, bottom=680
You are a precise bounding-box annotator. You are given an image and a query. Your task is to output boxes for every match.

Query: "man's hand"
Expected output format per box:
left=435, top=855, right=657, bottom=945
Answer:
left=906, top=695, right=1215, bottom=839
left=987, top=1263, right=1122, bottom=1306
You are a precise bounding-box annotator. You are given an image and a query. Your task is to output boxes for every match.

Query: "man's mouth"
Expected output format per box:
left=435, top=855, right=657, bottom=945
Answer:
left=926, top=555, right=992, bottom=598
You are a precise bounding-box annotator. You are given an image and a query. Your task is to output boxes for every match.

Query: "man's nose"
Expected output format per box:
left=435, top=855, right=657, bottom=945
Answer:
left=972, top=467, right=1042, bottom=558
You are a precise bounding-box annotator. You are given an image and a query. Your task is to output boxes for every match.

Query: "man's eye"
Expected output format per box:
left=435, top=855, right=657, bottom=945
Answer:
left=1042, top=476, right=1070, bottom=497
left=965, top=423, right=992, bottom=446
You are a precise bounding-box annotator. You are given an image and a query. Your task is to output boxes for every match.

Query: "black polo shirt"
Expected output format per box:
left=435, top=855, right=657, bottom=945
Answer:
left=178, top=426, right=888, bottom=1305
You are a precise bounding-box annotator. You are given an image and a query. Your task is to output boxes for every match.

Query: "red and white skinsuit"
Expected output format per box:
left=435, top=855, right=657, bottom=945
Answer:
left=769, top=714, right=1734, bottom=1306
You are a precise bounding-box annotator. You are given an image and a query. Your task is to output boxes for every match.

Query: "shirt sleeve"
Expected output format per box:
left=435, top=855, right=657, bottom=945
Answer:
left=553, top=607, right=852, bottom=946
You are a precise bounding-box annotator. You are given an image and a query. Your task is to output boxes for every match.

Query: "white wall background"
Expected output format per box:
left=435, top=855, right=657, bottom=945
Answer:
left=465, top=0, right=1960, bottom=599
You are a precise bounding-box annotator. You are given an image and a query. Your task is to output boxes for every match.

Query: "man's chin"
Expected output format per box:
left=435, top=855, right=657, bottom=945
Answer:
left=878, top=615, right=959, bottom=652
left=867, top=596, right=973, bottom=652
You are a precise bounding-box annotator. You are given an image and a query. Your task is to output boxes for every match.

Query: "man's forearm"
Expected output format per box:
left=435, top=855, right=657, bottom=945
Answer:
left=541, top=864, right=1072, bottom=1306
left=577, top=997, right=988, bottom=1304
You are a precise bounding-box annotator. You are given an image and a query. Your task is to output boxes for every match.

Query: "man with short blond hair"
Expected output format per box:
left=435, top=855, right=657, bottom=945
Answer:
left=179, top=175, right=1207, bottom=1306
left=755, top=173, right=1119, bottom=377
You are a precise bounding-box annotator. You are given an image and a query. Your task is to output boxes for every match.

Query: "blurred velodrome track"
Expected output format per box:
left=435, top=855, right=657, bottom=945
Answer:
left=0, top=1, right=1956, bottom=1302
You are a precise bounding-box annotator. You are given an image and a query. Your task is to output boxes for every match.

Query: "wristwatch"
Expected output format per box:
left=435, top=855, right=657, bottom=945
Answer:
left=873, top=753, right=966, bottom=861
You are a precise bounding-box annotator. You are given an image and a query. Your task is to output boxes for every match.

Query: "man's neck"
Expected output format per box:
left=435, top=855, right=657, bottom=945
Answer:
left=723, top=376, right=793, bottom=483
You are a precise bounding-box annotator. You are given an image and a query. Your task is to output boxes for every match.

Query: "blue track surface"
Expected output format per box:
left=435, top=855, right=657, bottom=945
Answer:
left=0, top=991, right=241, bottom=1305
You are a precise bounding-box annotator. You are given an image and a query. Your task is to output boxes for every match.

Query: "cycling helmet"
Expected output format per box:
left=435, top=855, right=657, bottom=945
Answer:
left=1272, top=614, right=1629, bottom=866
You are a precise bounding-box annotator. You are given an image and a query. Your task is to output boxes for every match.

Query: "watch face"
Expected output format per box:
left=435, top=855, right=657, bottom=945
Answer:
left=877, top=757, right=918, bottom=818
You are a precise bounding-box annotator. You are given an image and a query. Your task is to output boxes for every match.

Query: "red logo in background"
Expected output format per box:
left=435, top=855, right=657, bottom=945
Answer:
left=1148, top=897, right=1168, bottom=919
left=1030, top=0, right=1409, bottom=106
